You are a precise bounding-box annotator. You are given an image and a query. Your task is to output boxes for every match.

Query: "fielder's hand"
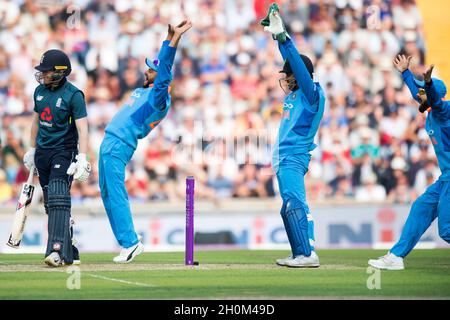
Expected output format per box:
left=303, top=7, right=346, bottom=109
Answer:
left=67, top=153, right=91, bottom=182
left=393, top=55, right=411, bottom=73
left=167, top=20, right=188, bottom=40
left=23, top=147, right=35, bottom=171
left=173, top=19, right=192, bottom=35
left=423, top=64, right=434, bottom=84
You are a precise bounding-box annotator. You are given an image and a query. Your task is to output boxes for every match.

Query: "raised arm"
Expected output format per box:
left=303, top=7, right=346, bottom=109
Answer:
left=278, top=39, right=318, bottom=104
left=394, top=55, right=420, bottom=102
left=263, top=6, right=317, bottom=104
left=150, top=41, right=176, bottom=110
left=402, top=69, right=420, bottom=102
left=424, top=64, right=450, bottom=122
left=151, top=20, right=192, bottom=110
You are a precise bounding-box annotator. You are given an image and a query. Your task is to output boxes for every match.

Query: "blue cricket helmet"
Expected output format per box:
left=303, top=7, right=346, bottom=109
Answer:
left=145, top=58, right=159, bottom=72
left=414, top=77, right=447, bottom=99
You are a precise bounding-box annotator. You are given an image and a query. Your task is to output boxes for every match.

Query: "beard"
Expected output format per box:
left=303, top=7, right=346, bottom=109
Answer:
left=288, top=80, right=298, bottom=92
left=142, top=74, right=150, bottom=88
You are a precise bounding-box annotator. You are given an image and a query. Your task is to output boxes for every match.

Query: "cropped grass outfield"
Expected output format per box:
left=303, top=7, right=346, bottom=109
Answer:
left=0, top=249, right=449, bottom=299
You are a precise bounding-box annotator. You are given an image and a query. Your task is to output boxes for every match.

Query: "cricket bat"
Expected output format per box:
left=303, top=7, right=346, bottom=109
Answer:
left=6, top=167, right=35, bottom=248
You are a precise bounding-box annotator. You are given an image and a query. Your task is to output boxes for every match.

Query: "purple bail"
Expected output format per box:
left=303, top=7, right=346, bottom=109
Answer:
left=185, top=176, right=195, bottom=265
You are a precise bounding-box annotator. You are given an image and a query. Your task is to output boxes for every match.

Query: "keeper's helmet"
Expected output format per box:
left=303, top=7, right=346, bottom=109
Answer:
left=35, top=49, right=72, bottom=86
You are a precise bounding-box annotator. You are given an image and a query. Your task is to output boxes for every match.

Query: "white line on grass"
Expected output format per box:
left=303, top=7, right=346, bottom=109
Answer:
left=84, top=273, right=156, bottom=288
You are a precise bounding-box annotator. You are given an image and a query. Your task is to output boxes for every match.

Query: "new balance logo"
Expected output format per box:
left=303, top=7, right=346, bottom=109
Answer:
left=54, top=164, right=61, bottom=169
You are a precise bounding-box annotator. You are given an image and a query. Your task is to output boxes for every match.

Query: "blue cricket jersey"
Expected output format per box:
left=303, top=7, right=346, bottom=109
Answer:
left=272, top=38, right=326, bottom=168
left=425, top=80, right=450, bottom=181
left=105, top=41, right=175, bottom=150
left=402, top=70, right=450, bottom=181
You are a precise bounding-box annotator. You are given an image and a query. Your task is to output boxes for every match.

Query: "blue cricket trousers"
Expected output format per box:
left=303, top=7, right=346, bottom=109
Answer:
left=275, top=153, right=315, bottom=256
left=391, top=179, right=450, bottom=257
left=99, top=133, right=139, bottom=249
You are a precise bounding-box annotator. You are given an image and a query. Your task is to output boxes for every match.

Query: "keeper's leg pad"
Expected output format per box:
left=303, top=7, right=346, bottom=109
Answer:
left=282, top=199, right=311, bottom=257
left=307, top=213, right=315, bottom=251
left=46, top=179, right=73, bottom=264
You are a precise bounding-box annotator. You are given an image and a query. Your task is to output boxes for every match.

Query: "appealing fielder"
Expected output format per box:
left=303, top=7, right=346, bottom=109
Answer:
left=23, top=49, right=90, bottom=267
left=262, top=4, right=325, bottom=267
left=369, top=58, right=450, bottom=270
left=99, top=20, right=192, bottom=263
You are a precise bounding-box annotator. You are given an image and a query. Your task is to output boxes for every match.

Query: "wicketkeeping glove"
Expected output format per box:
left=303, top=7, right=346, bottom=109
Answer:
left=67, top=153, right=91, bottom=182
left=261, top=3, right=290, bottom=43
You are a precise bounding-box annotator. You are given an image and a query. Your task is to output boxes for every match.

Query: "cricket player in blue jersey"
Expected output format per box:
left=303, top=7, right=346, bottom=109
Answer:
left=262, top=4, right=325, bottom=267
left=99, top=20, right=192, bottom=263
left=369, top=57, right=450, bottom=270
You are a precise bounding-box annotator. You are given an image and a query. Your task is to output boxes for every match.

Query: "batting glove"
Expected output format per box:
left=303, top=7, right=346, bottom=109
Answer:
left=67, top=153, right=91, bottom=182
left=23, top=147, right=36, bottom=171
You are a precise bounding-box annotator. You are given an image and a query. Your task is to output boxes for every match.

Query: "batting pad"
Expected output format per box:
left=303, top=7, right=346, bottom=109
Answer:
left=46, top=179, right=73, bottom=264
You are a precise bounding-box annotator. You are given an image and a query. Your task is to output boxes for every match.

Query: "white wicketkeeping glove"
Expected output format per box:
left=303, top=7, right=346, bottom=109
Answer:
left=263, top=10, right=290, bottom=43
left=67, top=153, right=91, bottom=182
left=23, top=147, right=36, bottom=171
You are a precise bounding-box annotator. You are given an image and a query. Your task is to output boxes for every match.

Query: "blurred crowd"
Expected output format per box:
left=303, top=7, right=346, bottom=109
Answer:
left=0, top=0, right=441, bottom=206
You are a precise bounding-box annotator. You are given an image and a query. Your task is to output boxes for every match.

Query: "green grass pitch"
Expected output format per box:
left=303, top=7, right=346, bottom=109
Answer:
left=0, top=249, right=449, bottom=299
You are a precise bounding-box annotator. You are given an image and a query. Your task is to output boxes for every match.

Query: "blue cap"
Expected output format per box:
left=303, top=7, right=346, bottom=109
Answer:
left=145, top=58, right=159, bottom=72
left=414, top=77, right=447, bottom=99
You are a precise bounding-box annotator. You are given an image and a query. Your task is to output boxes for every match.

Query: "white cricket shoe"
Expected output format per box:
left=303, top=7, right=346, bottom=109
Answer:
left=285, top=251, right=320, bottom=268
left=276, top=255, right=294, bottom=266
left=44, top=252, right=64, bottom=267
left=113, top=241, right=144, bottom=264
left=368, top=252, right=404, bottom=270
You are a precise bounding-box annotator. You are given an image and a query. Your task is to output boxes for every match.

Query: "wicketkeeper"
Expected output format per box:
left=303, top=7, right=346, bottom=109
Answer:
left=369, top=58, right=450, bottom=270
left=23, top=49, right=90, bottom=267
left=99, top=20, right=192, bottom=263
left=262, top=4, right=326, bottom=267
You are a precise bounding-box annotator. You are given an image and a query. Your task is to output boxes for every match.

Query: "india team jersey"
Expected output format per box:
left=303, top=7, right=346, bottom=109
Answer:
left=105, top=87, right=171, bottom=150
left=105, top=40, right=175, bottom=150
left=272, top=83, right=326, bottom=167
left=426, top=110, right=450, bottom=181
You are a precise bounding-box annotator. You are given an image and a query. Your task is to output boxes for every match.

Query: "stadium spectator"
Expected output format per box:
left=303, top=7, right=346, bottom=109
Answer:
left=0, top=0, right=434, bottom=205
left=355, top=172, right=387, bottom=203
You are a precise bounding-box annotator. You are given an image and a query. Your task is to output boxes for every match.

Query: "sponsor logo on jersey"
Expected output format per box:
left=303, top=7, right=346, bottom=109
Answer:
left=282, top=103, right=293, bottom=120
left=37, top=95, right=44, bottom=101
left=39, top=121, right=53, bottom=127
left=56, top=98, right=62, bottom=108
left=131, top=90, right=141, bottom=98
left=40, top=107, right=53, bottom=121
left=150, top=119, right=162, bottom=129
